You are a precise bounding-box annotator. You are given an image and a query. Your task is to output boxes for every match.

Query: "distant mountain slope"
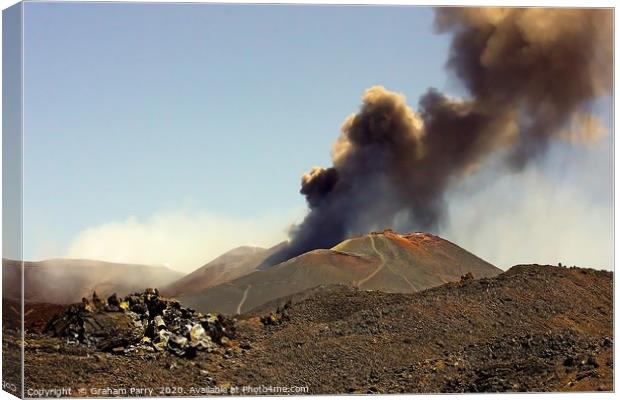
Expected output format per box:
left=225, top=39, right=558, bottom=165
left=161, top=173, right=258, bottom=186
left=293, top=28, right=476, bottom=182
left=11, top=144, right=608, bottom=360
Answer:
left=179, top=230, right=501, bottom=314
left=2, top=258, right=183, bottom=304
left=161, top=242, right=287, bottom=297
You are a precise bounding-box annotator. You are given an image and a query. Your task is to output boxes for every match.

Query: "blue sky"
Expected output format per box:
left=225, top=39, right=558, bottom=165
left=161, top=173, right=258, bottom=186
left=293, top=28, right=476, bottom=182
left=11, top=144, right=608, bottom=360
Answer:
left=21, top=3, right=613, bottom=272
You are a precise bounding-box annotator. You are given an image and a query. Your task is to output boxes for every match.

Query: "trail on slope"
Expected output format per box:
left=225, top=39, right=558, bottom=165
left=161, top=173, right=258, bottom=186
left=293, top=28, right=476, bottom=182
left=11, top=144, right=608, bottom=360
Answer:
left=386, top=263, right=417, bottom=291
left=236, top=284, right=252, bottom=314
left=384, top=241, right=418, bottom=291
left=357, top=235, right=387, bottom=288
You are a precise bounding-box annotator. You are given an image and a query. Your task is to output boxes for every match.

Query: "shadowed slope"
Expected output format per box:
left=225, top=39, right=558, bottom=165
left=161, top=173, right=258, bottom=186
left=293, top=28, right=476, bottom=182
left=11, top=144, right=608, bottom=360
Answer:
left=161, top=242, right=287, bottom=297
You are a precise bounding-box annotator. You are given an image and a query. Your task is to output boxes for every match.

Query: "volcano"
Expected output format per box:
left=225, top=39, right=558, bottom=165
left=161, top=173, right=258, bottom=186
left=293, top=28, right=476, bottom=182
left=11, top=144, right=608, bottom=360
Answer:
left=177, top=230, right=501, bottom=314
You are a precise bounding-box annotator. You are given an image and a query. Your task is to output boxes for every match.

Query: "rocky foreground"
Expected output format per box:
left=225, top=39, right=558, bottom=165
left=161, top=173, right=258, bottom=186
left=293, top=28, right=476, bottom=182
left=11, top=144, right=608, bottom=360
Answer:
left=4, top=264, right=613, bottom=395
left=44, top=289, right=235, bottom=357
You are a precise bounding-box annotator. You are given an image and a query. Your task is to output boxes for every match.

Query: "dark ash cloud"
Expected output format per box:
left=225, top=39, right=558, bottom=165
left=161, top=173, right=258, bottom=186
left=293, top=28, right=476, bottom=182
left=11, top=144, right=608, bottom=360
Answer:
left=262, top=8, right=612, bottom=267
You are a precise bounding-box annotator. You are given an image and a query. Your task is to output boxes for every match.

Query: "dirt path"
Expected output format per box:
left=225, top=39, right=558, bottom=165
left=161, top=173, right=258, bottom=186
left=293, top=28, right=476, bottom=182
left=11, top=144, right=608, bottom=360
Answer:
left=384, top=241, right=418, bottom=291
left=387, top=264, right=417, bottom=291
left=236, top=285, right=252, bottom=314
left=357, top=235, right=387, bottom=288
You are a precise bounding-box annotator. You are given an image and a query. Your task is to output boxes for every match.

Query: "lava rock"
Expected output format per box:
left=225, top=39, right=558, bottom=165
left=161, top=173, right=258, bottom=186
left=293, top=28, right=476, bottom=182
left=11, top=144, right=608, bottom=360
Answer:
left=45, top=289, right=235, bottom=358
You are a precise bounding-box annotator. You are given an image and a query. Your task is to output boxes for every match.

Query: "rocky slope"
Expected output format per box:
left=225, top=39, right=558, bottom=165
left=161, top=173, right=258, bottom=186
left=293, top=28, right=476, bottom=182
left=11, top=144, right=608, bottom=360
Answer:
left=232, top=264, right=612, bottom=393
left=15, top=264, right=612, bottom=395
left=179, top=230, right=501, bottom=314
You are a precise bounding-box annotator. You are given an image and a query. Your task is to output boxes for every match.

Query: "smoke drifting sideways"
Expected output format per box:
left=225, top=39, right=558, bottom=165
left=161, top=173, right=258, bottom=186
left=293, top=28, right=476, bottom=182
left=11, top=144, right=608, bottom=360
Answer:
left=261, top=8, right=612, bottom=268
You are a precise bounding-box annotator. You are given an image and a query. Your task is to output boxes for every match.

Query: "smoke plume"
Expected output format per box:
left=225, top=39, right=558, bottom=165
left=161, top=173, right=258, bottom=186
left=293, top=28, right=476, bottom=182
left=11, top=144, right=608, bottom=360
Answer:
left=263, top=8, right=612, bottom=267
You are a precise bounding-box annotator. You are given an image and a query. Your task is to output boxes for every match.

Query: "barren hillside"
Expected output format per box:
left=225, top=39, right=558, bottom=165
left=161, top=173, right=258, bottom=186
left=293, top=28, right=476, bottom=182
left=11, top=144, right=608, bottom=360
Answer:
left=179, top=230, right=501, bottom=314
